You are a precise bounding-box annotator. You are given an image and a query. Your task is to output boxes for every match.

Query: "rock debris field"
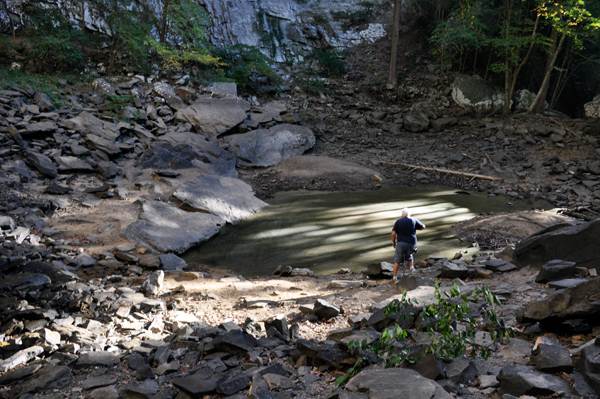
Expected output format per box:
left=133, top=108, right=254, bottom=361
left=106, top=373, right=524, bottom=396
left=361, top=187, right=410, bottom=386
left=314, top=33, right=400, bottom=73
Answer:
left=0, top=71, right=600, bottom=399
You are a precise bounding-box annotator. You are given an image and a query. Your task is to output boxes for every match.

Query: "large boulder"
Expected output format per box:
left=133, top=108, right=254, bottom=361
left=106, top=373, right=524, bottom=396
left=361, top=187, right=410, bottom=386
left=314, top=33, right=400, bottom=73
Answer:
left=171, top=175, right=268, bottom=224
left=346, top=369, right=453, bottom=399
left=451, top=74, right=508, bottom=117
left=175, top=96, right=249, bottom=138
left=136, top=132, right=238, bottom=177
left=516, top=278, right=600, bottom=324
left=226, top=124, right=315, bottom=168
left=123, top=200, right=224, bottom=253
left=584, top=95, right=600, bottom=118
left=514, top=219, right=600, bottom=271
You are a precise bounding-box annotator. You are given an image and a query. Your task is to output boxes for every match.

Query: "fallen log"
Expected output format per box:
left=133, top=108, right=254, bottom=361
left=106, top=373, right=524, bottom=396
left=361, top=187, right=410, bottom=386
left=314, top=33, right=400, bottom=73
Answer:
left=380, top=161, right=503, bottom=182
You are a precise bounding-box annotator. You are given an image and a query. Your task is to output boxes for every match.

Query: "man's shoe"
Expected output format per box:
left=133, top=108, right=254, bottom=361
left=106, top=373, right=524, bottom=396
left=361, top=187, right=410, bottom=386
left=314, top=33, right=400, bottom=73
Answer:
left=392, top=276, right=398, bottom=282
left=409, top=266, right=415, bottom=273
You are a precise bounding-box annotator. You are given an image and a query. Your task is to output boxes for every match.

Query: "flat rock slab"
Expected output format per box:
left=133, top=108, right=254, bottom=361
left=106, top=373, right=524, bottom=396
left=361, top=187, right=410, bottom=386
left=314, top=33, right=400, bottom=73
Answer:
left=327, top=280, right=363, bottom=289
left=172, top=175, right=268, bottom=224
left=372, top=286, right=438, bottom=312
left=233, top=282, right=254, bottom=292
left=547, top=278, right=588, bottom=289
left=9, top=365, right=72, bottom=397
left=55, top=156, right=95, bottom=173
left=76, top=351, right=119, bottom=368
left=175, top=97, right=249, bottom=138
left=64, top=111, right=120, bottom=140
left=123, top=200, right=224, bottom=254
left=346, top=368, right=452, bottom=399
left=138, top=131, right=237, bottom=177
left=226, top=124, right=316, bottom=168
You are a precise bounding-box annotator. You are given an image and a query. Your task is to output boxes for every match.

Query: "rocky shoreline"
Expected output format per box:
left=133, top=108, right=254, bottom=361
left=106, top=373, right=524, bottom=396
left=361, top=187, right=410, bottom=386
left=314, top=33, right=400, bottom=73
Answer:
left=1, top=68, right=600, bottom=399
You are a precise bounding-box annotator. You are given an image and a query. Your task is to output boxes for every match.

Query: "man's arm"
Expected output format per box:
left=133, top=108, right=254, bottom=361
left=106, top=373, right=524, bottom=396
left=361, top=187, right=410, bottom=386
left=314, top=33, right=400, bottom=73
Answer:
left=417, top=220, right=426, bottom=230
left=391, top=231, right=397, bottom=247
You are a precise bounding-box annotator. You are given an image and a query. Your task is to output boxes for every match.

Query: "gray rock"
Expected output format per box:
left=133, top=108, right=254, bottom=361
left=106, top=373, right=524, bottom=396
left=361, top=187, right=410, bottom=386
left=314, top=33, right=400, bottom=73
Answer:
left=497, top=365, right=571, bottom=397
left=404, top=109, right=430, bottom=132
left=485, top=258, right=518, bottom=273
left=141, top=270, right=165, bottom=296
left=0, top=346, right=44, bottom=372
left=54, top=156, right=96, bottom=173
left=517, top=277, right=600, bottom=323
left=445, top=359, right=479, bottom=385
left=172, top=175, right=268, bottom=224
left=205, top=82, right=238, bottom=97
left=313, top=299, right=340, bottom=320
left=264, top=316, right=289, bottom=341
left=137, top=131, right=238, bottom=177
left=24, top=121, right=58, bottom=134
left=346, top=368, right=452, bottom=399
left=500, top=338, right=533, bottom=363
left=9, top=365, right=72, bottom=397
left=123, top=199, right=224, bottom=253
left=64, top=112, right=120, bottom=141
left=96, top=161, right=119, bottom=179
left=0, top=364, right=41, bottom=386
left=8, top=124, right=25, bottom=146
left=34, top=92, right=54, bottom=111
left=87, top=386, right=120, bottom=399
left=226, top=124, right=315, bottom=168
left=76, top=351, right=119, bottom=368
left=328, top=280, right=363, bottom=289
left=25, top=151, right=57, bottom=178
left=530, top=344, right=573, bottom=373
left=430, top=117, right=457, bottom=132
left=452, top=74, right=509, bottom=117
left=175, top=97, right=249, bottom=138
left=159, top=253, right=187, bottom=270
left=0, top=215, right=16, bottom=231
left=153, top=82, right=186, bottom=110
left=92, top=78, right=118, bottom=97
left=535, top=259, right=577, bottom=283
left=362, top=261, right=394, bottom=279
left=513, top=89, right=547, bottom=113
left=396, top=275, right=435, bottom=292
left=81, top=375, right=119, bottom=390
left=547, top=278, right=587, bottom=289
left=514, top=219, right=600, bottom=270
left=577, top=343, right=600, bottom=394
left=440, top=261, right=469, bottom=279
left=85, top=134, right=121, bottom=158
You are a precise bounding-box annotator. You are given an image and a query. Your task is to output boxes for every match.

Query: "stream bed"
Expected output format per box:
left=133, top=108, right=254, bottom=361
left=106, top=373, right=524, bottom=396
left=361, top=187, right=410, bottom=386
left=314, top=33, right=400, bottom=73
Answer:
left=182, top=186, right=550, bottom=276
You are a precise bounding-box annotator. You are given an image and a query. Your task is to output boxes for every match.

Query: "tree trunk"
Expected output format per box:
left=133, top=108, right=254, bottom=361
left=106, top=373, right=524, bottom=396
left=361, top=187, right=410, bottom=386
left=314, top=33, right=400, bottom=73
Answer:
left=387, top=0, right=402, bottom=86
left=529, top=30, right=566, bottom=114
left=160, top=0, right=170, bottom=43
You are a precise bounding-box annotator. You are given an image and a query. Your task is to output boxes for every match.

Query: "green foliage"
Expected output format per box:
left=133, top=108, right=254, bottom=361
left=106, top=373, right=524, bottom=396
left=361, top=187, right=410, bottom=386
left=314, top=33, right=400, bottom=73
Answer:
left=90, top=0, right=154, bottom=73
left=0, top=67, right=92, bottom=105
left=335, top=281, right=513, bottom=387
left=210, top=44, right=279, bottom=88
left=307, top=49, right=346, bottom=77
left=332, top=2, right=375, bottom=30
left=163, top=0, right=210, bottom=48
left=256, top=10, right=285, bottom=58
left=21, top=0, right=84, bottom=72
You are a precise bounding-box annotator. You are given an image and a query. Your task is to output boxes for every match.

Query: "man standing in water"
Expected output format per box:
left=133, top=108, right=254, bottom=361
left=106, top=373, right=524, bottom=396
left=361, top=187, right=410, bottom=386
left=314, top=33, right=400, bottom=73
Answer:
left=391, top=208, right=426, bottom=281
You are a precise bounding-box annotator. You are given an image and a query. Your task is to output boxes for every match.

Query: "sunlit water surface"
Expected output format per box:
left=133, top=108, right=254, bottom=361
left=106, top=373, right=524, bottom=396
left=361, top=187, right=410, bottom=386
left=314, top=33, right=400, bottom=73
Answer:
left=182, top=186, right=550, bottom=276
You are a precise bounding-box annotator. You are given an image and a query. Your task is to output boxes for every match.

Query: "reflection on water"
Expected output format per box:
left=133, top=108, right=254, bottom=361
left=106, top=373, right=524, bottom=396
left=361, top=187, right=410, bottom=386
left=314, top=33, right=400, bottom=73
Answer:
left=182, top=186, right=549, bottom=276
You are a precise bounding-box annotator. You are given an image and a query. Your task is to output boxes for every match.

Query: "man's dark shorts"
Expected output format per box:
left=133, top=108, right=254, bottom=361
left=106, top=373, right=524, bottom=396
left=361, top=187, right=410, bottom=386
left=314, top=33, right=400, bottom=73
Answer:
left=394, top=242, right=415, bottom=263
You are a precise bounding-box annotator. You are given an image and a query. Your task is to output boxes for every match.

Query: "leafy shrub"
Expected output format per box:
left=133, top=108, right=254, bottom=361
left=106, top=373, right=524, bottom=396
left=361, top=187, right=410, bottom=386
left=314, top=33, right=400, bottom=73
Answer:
left=210, top=44, right=279, bottom=89
left=21, top=0, right=84, bottom=73
left=336, top=281, right=513, bottom=386
left=308, top=49, right=346, bottom=78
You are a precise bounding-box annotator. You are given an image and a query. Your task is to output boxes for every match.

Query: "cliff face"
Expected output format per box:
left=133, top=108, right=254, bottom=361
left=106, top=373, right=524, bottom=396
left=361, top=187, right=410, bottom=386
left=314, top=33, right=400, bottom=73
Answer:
left=1, top=0, right=391, bottom=62
left=169, top=0, right=391, bottom=61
